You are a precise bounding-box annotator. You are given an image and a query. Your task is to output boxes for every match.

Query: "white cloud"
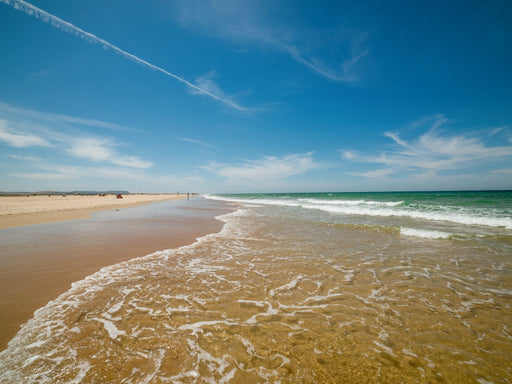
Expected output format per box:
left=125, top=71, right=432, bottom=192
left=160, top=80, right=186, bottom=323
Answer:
left=176, top=0, right=287, bottom=48
left=173, top=0, right=369, bottom=83
left=7, top=154, right=42, bottom=162
left=157, top=175, right=205, bottom=184
left=13, top=164, right=79, bottom=180
left=0, top=103, right=154, bottom=169
left=191, top=72, right=222, bottom=96
left=69, top=137, right=112, bottom=162
left=342, top=115, right=512, bottom=177
left=0, top=121, right=52, bottom=148
left=204, top=152, right=320, bottom=180
left=13, top=172, right=79, bottom=180
left=490, top=125, right=509, bottom=136
left=14, top=164, right=148, bottom=181
left=383, top=131, right=408, bottom=148
left=2, top=0, right=248, bottom=111
left=287, top=45, right=369, bottom=83
left=341, top=150, right=358, bottom=159
left=378, top=129, right=512, bottom=171
left=491, top=168, right=512, bottom=175
left=348, top=168, right=393, bottom=178
left=178, top=136, right=217, bottom=148
left=188, top=71, right=250, bottom=112
left=0, top=101, right=128, bottom=131
left=68, top=137, right=153, bottom=169
left=88, top=167, right=147, bottom=180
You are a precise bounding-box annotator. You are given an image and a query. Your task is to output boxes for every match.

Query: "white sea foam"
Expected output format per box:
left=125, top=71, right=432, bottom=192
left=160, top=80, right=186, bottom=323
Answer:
left=93, top=317, right=126, bottom=339
left=25, top=339, right=46, bottom=349
left=372, top=340, right=396, bottom=356
left=238, top=299, right=268, bottom=308
left=245, top=301, right=279, bottom=324
left=107, top=300, right=124, bottom=314
left=269, top=275, right=303, bottom=296
left=208, top=195, right=512, bottom=229
left=402, top=348, right=418, bottom=358
left=71, top=361, right=91, bottom=384
left=237, top=336, right=260, bottom=357
left=307, top=203, right=512, bottom=229
left=477, top=379, right=495, bottom=384
left=400, top=227, right=452, bottom=239
left=178, top=320, right=234, bottom=335
left=139, top=349, right=165, bottom=384
left=300, top=198, right=404, bottom=207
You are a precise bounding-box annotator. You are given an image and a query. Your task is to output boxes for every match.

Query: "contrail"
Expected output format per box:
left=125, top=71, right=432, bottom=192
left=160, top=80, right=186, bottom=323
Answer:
left=1, top=0, right=248, bottom=112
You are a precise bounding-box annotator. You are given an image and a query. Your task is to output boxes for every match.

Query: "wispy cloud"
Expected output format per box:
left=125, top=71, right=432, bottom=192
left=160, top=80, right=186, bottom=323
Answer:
left=494, top=125, right=510, bottom=136
left=157, top=174, right=205, bottom=184
left=27, top=69, right=52, bottom=81
left=7, top=154, right=42, bottom=162
left=87, top=167, right=148, bottom=180
left=492, top=168, right=512, bottom=175
left=0, top=0, right=249, bottom=111
left=287, top=45, right=369, bottom=83
left=341, top=150, right=358, bottom=160
left=13, top=164, right=81, bottom=180
left=174, top=0, right=369, bottom=83
left=0, top=103, right=154, bottom=169
left=67, top=137, right=153, bottom=169
left=348, top=168, right=393, bottom=178
left=14, top=165, right=148, bottom=181
left=0, top=100, right=133, bottom=131
left=13, top=172, right=79, bottom=181
left=178, top=136, right=218, bottom=148
left=204, top=152, right=320, bottom=180
left=176, top=0, right=287, bottom=48
left=0, top=120, right=52, bottom=148
left=342, top=115, right=512, bottom=177
left=188, top=71, right=250, bottom=111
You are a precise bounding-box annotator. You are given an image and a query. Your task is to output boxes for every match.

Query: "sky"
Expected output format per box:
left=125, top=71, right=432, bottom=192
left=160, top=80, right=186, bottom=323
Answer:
left=1, top=0, right=511, bottom=193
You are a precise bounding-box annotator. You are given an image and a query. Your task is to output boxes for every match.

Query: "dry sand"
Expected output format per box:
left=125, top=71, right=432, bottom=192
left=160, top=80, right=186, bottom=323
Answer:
left=0, top=194, right=185, bottom=229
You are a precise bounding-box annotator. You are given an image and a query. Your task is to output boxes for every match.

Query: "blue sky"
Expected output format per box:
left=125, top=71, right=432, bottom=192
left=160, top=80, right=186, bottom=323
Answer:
left=1, top=0, right=511, bottom=193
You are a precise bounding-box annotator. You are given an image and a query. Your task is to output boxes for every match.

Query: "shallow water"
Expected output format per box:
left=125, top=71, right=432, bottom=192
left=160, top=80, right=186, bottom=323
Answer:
left=0, top=194, right=511, bottom=383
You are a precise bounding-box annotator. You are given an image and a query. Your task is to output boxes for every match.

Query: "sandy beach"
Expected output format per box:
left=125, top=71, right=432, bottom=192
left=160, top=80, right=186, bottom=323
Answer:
left=2, top=193, right=511, bottom=382
left=0, top=194, right=187, bottom=229
left=0, top=196, right=233, bottom=351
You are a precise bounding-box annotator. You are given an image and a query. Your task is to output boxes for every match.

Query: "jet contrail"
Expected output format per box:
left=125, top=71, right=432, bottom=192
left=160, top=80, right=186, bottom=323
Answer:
left=1, top=0, right=248, bottom=111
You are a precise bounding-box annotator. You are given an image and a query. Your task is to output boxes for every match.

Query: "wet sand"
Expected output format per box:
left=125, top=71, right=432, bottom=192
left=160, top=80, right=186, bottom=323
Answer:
left=0, top=194, right=187, bottom=229
left=0, top=197, right=233, bottom=351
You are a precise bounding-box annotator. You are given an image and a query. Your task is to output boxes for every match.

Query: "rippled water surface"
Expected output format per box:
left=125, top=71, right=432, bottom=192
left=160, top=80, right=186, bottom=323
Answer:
left=1, top=194, right=511, bottom=383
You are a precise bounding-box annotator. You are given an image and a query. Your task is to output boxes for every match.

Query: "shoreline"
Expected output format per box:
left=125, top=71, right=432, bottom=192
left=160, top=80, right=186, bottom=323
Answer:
left=0, top=196, right=234, bottom=351
left=0, top=194, right=187, bottom=229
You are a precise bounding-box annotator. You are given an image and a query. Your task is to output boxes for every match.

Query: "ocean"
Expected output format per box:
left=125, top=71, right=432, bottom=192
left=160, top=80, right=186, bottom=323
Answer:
left=1, top=191, right=511, bottom=383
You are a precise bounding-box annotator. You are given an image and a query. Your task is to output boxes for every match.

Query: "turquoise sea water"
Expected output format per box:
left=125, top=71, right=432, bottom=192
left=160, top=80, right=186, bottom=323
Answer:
left=1, top=192, right=511, bottom=383
left=211, top=190, right=512, bottom=240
